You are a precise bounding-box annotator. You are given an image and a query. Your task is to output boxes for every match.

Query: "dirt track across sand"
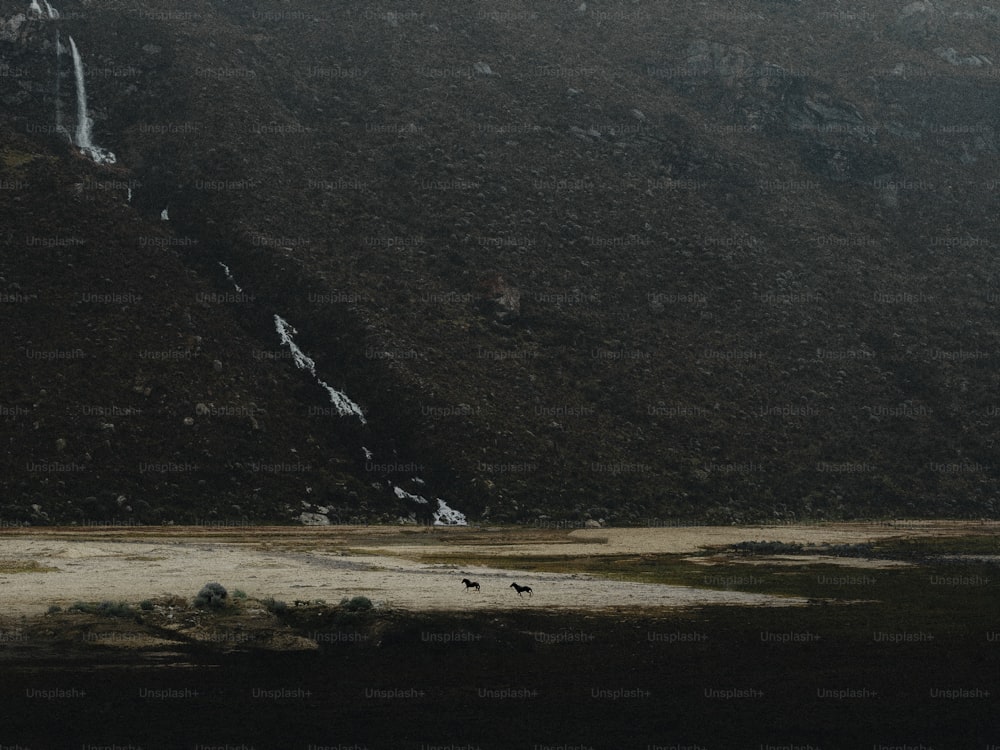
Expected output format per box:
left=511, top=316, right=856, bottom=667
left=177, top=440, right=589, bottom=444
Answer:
left=0, top=521, right=993, bottom=616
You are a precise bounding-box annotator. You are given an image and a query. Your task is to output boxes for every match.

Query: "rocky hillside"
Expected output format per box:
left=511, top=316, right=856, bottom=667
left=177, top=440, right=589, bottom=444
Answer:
left=3, top=0, right=1000, bottom=525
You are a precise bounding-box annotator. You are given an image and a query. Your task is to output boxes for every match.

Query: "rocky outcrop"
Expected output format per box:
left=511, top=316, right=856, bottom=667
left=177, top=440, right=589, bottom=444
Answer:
left=477, top=273, right=520, bottom=325
left=935, top=47, right=993, bottom=67
left=891, top=2, right=939, bottom=44
left=0, top=11, right=24, bottom=42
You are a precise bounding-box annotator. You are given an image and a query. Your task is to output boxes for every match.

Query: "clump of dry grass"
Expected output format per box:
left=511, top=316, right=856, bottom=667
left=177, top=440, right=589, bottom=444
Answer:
left=0, top=559, right=58, bottom=574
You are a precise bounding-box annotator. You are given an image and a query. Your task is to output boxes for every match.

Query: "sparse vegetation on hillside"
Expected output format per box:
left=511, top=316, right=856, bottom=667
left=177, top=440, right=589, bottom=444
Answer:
left=1, top=0, right=1000, bottom=524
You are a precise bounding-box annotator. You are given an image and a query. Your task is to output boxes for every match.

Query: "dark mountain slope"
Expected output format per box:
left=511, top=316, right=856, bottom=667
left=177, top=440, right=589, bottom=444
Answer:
left=0, top=123, right=413, bottom=525
left=3, top=0, right=1000, bottom=524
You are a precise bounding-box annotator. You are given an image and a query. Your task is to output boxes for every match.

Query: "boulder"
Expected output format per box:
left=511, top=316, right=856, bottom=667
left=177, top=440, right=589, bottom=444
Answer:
left=891, top=1, right=939, bottom=44
left=477, top=273, right=520, bottom=324
left=0, top=13, right=26, bottom=43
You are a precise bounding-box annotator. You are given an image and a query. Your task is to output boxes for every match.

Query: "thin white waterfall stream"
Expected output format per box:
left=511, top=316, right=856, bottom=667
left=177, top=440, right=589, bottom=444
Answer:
left=68, top=36, right=116, bottom=165
left=54, top=30, right=65, bottom=140
left=208, top=257, right=466, bottom=524
left=274, top=315, right=367, bottom=424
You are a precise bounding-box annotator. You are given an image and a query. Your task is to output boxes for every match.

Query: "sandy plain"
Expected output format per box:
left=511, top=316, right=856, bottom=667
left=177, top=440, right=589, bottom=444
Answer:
left=1, top=520, right=992, bottom=616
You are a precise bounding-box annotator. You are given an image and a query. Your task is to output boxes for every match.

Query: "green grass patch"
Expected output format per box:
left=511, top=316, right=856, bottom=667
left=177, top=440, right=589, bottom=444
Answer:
left=0, top=148, right=38, bottom=173
left=421, top=542, right=999, bottom=639
left=719, top=540, right=877, bottom=557
left=872, top=533, right=1000, bottom=558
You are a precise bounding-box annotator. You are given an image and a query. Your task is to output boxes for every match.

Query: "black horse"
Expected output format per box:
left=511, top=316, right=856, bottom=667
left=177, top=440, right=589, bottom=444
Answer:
left=461, top=578, right=480, bottom=592
left=510, top=582, right=532, bottom=597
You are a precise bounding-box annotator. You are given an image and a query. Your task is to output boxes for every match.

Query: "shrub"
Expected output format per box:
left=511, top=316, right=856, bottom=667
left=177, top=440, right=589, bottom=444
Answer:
left=263, top=597, right=288, bottom=614
left=139, top=600, right=154, bottom=611
left=47, top=604, right=62, bottom=614
left=340, top=595, right=374, bottom=613
left=232, top=589, right=248, bottom=600
left=194, top=582, right=229, bottom=609
left=102, top=601, right=134, bottom=617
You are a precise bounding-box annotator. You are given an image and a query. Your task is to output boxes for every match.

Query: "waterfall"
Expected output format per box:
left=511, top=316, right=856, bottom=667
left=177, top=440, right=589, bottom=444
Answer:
left=69, top=37, right=91, bottom=148
left=54, top=30, right=66, bottom=140
left=68, top=36, right=116, bottom=165
left=28, top=0, right=58, bottom=19
left=217, top=274, right=464, bottom=524
left=274, top=314, right=367, bottom=424
left=218, top=262, right=243, bottom=292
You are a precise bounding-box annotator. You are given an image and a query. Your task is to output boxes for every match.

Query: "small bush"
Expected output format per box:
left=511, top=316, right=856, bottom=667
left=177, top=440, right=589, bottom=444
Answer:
left=194, top=582, right=229, bottom=609
left=263, top=597, right=288, bottom=614
left=340, top=595, right=374, bottom=613
left=139, top=600, right=154, bottom=611
left=47, top=604, right=62, bottom=614
left=102, top=601, right=134, bottom=617
left=232, top=589, right=248, bottom=600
